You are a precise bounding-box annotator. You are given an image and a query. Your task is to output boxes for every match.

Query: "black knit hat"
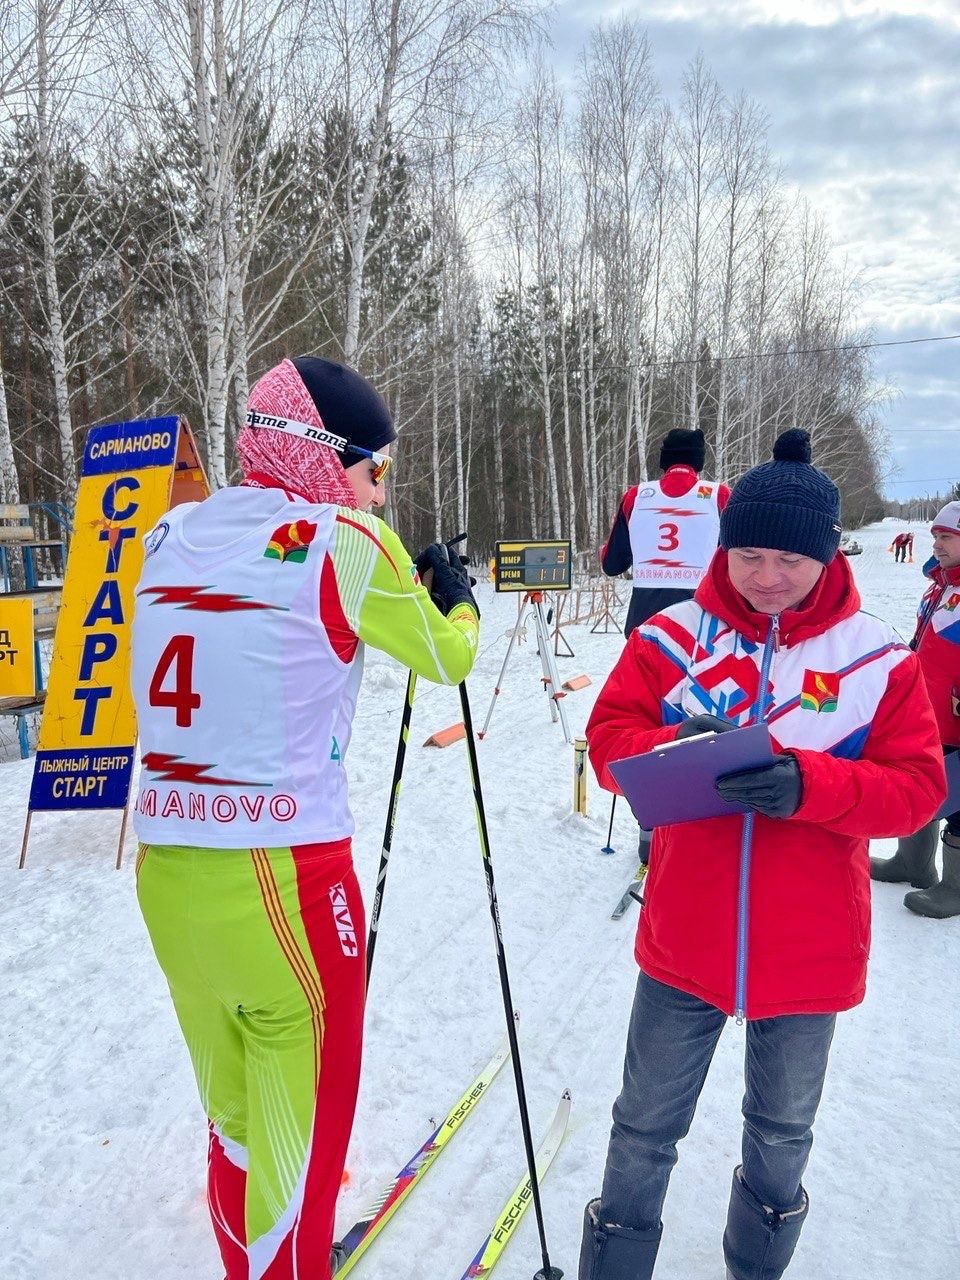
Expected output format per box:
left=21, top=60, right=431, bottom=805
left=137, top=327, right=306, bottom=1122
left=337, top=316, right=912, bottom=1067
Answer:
left=720, top=429, right=842, bottom=565
left=659, top=427, right=706, bottom=472
left=292, top=355, right=397, bottom=462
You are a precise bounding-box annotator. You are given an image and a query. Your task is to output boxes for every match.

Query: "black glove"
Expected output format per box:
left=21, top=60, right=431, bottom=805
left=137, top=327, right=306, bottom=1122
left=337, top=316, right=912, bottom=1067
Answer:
left=415, top=543, right=480, bottom=617
left=716, top=755, right=803, bottom=819
left=677, top=713, right=736, bottom=740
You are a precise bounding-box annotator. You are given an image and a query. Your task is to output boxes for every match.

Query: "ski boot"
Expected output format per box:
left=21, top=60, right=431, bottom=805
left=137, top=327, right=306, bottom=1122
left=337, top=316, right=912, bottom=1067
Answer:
left=579, top=1199, right=662, bottom=1280
left=904, top=832, right=960, bottom=919
left=869, top=820, right=938, bottom=888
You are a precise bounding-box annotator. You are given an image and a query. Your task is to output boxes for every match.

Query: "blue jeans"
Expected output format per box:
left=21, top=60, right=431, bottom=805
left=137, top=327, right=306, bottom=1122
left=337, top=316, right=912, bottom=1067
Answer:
left=600, top=973, right=835, bottom=1273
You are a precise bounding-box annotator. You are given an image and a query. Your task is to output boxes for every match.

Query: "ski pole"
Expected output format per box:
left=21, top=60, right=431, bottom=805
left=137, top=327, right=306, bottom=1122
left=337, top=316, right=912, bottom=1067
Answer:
left=601, top=793, right=617, bottom=854
left=457, top=678, right=563, bottom=1280
left=366, top=669, right=417, bottom=990
left=366, top=532, right=465, bottom=987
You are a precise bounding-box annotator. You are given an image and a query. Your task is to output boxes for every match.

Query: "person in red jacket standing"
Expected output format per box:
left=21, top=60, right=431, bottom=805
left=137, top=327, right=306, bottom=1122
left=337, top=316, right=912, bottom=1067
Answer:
left=601, top=427, right=731, bottom=637
left=578, top=430, right=945, bottom=1280
left=871, top=499, right=960, bottom=917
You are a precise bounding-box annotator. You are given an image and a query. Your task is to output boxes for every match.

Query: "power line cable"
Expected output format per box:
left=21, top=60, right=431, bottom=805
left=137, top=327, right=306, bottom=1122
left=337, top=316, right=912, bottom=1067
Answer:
left=599, top=331, right=960, bottom=373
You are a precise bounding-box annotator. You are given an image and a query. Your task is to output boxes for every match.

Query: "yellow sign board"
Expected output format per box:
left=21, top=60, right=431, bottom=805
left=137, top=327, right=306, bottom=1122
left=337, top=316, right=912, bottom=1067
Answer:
left=0, top=598, right=35, bottom=698
left=27, top=416, right=208, bottom=816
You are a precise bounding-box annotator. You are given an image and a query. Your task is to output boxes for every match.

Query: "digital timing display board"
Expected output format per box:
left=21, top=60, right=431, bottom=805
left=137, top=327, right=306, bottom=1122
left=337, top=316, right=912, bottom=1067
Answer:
left=494, top=540, right=572, bottom=592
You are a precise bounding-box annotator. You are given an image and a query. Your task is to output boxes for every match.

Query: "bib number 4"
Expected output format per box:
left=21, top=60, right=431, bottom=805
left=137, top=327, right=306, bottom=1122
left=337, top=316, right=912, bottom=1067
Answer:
left=149, top=635, right=202, bottom=727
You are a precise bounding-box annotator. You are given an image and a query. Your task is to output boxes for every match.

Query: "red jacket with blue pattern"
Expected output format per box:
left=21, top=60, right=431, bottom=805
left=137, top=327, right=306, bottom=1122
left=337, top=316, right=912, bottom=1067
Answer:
left=913, top=558, right=960, bottom=747
left=586, top=550, right=945, bottom=1018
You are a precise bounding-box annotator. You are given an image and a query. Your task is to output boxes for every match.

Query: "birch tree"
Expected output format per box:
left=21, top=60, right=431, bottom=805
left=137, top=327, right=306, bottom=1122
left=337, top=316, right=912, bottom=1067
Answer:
left=674, top=55, right=722, bottom=434
left=327, top=0, right=537, bottom=364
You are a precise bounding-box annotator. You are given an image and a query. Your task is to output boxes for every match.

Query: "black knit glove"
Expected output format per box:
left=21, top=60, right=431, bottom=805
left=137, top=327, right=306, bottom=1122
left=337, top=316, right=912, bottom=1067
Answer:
left=415, top=543, right=480, bottom=617
left=716, top=755, right=803, bottom=818
left=677, top=713, right=736, bottom=739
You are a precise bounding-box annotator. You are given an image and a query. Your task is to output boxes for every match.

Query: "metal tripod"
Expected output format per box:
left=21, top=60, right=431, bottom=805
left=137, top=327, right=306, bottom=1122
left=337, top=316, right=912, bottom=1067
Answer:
left=479, top=591, right=571, bottom=743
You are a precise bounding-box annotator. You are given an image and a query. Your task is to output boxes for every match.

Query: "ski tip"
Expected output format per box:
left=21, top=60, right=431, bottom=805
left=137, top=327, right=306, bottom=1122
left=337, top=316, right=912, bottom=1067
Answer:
left=561, top=1088, right=572, bottom=1101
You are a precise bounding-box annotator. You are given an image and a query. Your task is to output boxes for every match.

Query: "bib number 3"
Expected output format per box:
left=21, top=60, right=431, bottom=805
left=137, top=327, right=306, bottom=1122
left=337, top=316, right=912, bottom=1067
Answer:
left=149, top=635, right=202, bottom=727
left=657, top=522, right=680, bottom=551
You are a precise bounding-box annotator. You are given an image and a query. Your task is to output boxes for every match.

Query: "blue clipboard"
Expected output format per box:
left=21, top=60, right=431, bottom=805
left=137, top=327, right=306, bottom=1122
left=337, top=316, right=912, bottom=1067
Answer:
left=608, top=723, right=776, bottom=828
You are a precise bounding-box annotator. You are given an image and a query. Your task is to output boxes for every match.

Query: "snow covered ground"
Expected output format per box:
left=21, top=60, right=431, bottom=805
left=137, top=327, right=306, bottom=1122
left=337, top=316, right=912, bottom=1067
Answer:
left=2, top=519, right=958, bottom=1280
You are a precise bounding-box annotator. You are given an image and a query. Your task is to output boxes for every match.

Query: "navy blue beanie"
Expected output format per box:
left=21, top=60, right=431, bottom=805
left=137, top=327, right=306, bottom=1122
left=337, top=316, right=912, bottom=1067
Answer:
left=292, top=356, right=397, bottom=462
left=720, top=429, right=842, bottom=565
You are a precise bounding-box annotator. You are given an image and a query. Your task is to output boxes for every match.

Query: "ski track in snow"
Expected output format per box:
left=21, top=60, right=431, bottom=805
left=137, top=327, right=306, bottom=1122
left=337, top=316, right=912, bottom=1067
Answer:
left=2, top=520, right=958, bottom=1279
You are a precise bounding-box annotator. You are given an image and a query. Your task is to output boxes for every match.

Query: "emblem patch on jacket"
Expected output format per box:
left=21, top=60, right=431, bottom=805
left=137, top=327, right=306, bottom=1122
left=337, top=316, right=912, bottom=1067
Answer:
left=800, top=669, right=840, bottom=713
left=697, top=484, right=713, bottom=499
left=264, top=519, right=317, bottom=563
left=945, top=592, right=960, bottom=612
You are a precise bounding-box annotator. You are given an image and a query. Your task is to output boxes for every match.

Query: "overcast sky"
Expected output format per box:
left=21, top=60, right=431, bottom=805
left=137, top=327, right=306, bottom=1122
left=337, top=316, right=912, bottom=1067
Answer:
left=551, top=0, right=960, bottom=499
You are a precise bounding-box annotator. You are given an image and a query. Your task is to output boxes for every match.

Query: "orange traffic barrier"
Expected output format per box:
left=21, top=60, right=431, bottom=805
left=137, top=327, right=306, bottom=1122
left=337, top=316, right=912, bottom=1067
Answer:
left=562, top=675, right=592, bottom=692
left=423, top=722, right=466, bottom=748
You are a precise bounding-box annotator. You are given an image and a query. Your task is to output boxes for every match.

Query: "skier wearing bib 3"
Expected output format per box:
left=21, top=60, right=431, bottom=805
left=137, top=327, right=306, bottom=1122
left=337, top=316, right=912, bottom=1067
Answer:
left=131, top=356, right=479, bottom=1280
left=600, top=427, right=730, bottom=638
left=579, top=430, right=944, bottom=1280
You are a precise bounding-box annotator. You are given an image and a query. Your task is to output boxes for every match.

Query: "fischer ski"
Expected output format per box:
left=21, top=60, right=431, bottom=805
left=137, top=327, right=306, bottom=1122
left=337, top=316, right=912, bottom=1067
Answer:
left=456, top=1090, right=572, bottom=1279
left=332, top=1036, right=511, bottom=1275
left=611, top=864, right=648, bottom=920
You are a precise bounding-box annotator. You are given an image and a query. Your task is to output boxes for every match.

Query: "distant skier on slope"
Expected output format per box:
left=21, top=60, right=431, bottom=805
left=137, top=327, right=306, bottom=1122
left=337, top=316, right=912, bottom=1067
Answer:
left=890, top=530, right=913, bottom=562
left=130, top=356, right=479, bottom=1280
left=871, top=499, right=960, bottom=918
left=579, top=430, right=945, bottom=1280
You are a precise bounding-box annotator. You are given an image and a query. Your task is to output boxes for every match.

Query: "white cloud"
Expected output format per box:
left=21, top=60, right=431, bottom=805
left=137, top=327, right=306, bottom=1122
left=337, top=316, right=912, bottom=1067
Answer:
left=571, top=1, right=960, bottom=29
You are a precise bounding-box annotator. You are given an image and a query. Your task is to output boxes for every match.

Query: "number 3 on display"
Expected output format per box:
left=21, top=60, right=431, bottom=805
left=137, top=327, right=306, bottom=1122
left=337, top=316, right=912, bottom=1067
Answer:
left=657, top=522, right=680, bottom=551
left=149, top=635, right=202, bottom=727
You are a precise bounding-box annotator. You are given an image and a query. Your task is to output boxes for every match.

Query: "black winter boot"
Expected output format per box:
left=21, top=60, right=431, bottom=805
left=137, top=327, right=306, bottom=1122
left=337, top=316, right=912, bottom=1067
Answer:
left=722, top=1167, right=808, bottom=1280
left=579, top=1199, right=662, bottom=1280
left=869, top=820, right=939, bottom=888
left=904, top=833, right=960, bottom=919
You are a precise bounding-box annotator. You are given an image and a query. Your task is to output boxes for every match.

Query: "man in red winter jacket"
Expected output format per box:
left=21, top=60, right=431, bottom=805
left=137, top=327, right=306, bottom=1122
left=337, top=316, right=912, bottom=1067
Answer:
left=579, top=431, right=945, bottom=1280
left=871, top=499, right=960, bottom=918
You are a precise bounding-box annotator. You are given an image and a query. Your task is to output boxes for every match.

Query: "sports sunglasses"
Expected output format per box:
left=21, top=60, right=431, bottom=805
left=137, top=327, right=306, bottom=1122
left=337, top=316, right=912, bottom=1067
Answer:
left=245, top=410, right=392, bottom=482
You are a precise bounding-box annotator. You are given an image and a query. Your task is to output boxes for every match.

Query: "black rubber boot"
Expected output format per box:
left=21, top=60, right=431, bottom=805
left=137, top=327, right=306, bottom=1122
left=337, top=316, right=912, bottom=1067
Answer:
left=579, top=1199, right=662, bottom=1280
left=904, top=834, right=960, bottom=919
left=722, top=1167, right=808, bottom=1280
left=869, top=819, right=939, bottom=888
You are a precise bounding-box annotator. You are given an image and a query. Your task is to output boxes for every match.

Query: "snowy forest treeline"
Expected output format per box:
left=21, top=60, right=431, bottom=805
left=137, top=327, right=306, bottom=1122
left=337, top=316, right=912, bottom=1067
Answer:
left=1, top=0, right=888, bottom=556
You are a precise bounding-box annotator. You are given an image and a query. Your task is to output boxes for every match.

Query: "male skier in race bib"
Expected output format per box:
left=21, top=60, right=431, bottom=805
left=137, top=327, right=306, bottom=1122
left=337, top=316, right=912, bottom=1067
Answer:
left=131, top=355, right=479, bottom=1280
left=601, top=427, right=730, bottom=862
left=601, top=427, right=730, bottom=638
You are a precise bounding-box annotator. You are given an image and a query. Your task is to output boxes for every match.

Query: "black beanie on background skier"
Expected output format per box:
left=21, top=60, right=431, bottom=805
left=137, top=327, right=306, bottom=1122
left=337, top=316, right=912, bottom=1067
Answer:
left=658, top=427, right=706, bottom=473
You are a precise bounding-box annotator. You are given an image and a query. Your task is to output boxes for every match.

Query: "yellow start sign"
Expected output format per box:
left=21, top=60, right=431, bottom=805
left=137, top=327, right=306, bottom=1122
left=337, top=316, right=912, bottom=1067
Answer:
left=27, top=416, right=208, bottom=815
left=0, top=598, right=35, bottom=699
